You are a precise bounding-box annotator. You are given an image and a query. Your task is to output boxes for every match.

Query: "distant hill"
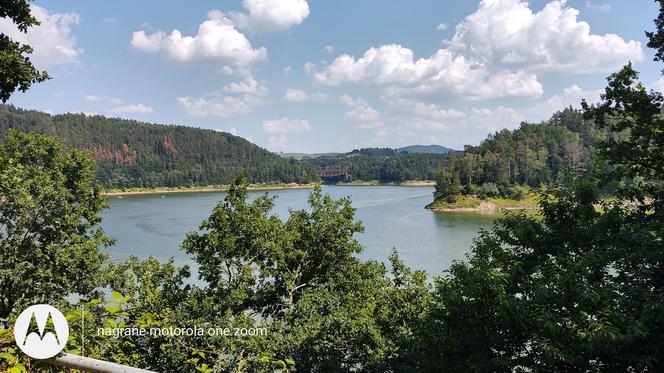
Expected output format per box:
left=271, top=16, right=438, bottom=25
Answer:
left=0, top=105, right=317, bottom=189
left=279, top=152, right=341, bottom=160
left=398, top=145, right=454, bottom=154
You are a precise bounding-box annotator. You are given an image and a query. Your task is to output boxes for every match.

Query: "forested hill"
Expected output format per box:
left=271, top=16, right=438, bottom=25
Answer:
left=306, top=108, right=602, bottom=186
left=432, top=107, right=606, bottom=201
left=398, top=144, right=453, bottom=154
left=0, top=105, right=317, bottom=188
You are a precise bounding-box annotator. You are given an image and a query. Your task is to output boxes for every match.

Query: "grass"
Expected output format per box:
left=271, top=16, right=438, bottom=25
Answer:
left=426, top=193, right=541, bottom=212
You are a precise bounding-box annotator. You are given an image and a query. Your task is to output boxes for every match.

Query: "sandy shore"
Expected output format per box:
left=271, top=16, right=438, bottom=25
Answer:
left=336, top=180, right=435, bottom=187
left=105, top=183, right=319, bottom=196
left=426, top=195, right=540, bottom=213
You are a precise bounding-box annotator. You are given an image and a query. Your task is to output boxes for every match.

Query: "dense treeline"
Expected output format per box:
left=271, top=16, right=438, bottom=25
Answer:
left=0, top=105, right=317, bottom=188
left=304, top=108, right=600, bottom=188
left=305, top=147, right=456, bottom=181
left=434, top=107, right=605, bottom=201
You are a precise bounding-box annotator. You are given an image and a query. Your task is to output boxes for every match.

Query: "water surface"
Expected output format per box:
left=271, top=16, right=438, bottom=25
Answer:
left=102, top=186, right=497, bottom=275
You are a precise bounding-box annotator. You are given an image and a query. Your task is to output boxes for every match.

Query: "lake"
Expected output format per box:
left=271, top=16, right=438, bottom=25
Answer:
left=101, top=185, right=497, bottom=276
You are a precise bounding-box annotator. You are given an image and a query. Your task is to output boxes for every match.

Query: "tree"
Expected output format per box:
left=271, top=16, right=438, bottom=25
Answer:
left=434, top=169, right=461, bottom=202
left=420, top=6, right=664, bottom=370
left=646, top=0, right=664, bottom=71
left=182, top=174, right=365, bottom=317
left=0, top=0, right=50, bottom=102
left=0, top=131, right=111, bottom=317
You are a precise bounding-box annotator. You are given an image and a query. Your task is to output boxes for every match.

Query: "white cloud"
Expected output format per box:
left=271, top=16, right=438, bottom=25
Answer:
left=0, top=5, right=82, bottom=68
left=310, top=44, right=543, bottom=100
left=323, top=45, right=335, bottom=54
left=177, top=93, right=260, bottom=117
left=107, top=103, right=154, bottom=114
left=228, top=0, right=310, bottom=33
left=340, top=94, right=381, bottom=128
left=262, top=117, right=311, bottom=134
left=84, top=95, right=102, bottom=102
left=524, top=84, right=602, bottom=121
left=651, top=78, right=664, bottom=93
left=262, top=116, right=311, bottom=151
left=436, top=23, right=448, bottom=31
left=283, top=88, right=327, bottom=102
left=308, top=0, right=640, bottom=104
left=223, top=75, right=268, bottom=95
left=382, top=97, right=466, bottom=121
left=283, top=89, right=307, bottom=102
left=131, top=12, right=267, bottom=66
left=84, top=95, right=123, bottom=106
left=85, top=94, right=153, bottom=115
left=586, top=1, right=611, bottom=12
left=268, top=134, right=289, bottom=150
left=449, top=0, right=639, bottom=73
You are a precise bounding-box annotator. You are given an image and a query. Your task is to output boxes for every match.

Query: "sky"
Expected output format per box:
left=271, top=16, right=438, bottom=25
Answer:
left=2, top=0, right=662, bottom=152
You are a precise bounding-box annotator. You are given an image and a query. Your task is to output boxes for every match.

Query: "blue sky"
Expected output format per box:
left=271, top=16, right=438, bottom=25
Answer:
left=2, top=0, right=661, bottom=152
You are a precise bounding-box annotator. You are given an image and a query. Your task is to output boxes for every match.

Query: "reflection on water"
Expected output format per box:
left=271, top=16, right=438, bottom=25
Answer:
left=101, top=186, right=497, bottom=275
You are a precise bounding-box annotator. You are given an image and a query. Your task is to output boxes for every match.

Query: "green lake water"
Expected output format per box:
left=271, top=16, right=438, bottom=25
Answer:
left=102, top=185, right=497, bottom=276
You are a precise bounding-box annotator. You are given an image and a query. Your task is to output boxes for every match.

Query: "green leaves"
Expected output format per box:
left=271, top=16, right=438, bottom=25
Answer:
left=0, top=131, right=110, bottom=318
left=0, top=0, right=50, bottom=102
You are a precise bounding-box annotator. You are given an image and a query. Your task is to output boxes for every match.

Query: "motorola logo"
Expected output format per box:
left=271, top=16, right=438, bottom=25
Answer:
left=13, top=304, right=69, bottom=359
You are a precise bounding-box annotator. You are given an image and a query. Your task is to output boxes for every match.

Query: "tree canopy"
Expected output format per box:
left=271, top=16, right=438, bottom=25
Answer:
left=0, top=0, right=49, bottom=102
left=0, top=131, right=111, bottom=318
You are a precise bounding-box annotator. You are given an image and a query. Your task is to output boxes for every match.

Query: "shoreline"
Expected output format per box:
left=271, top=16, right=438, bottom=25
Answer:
left=425, top=194, right=540, bottom=213
left=335, top=180, right=435, bottom=187
left=104, top=180, right=435, bottom=196
left=104, top=183, right=319, bottom=196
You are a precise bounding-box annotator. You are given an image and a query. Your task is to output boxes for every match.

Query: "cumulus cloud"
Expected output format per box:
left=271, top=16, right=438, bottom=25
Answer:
left=131, top=12, right=267, bottom=66
left=382, top=97, right=466, bottom=121
left=84, top=94, right=153, bottom=115
left=524, top=84, right=602, bottom=121
left=340, top=94, right=382, bottom=128
left=283, top=88, right=327, bottom=102
left=223, top=75, right=268, bottom=95
left=651, top=78, right=664, bottom=93
left=323, top=45, right=334, bottom=54
left=262, top=117, right=311, bottom=134
left=177, top=92, right=262, bottom=117
left=284, top=89, right=307, bottom=102
left=262, top=116, right=311, bottom=151
left=0, top=5, right=82, bottom=68
left=307, top=0, right=639, bottom=104
left=107, top=103, right=154, bottom=114
left=228, top=0, right=310, bottom=34
left=310, top=44, right=543, bottom=100
left=586, top=1, right=611, bottom=12
left=436, top=23, right=448, bottom=31
left=350, top=102, right=527, bottom=149
left=449, top=0, right=639, bottom=72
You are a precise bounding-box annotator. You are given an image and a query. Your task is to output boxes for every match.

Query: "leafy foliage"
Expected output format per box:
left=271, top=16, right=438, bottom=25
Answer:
left=431, top=107, right=603, bottom=202
left=0, top=131, right=111, bottom=318
left=0, top=0, right=50, bottom=102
